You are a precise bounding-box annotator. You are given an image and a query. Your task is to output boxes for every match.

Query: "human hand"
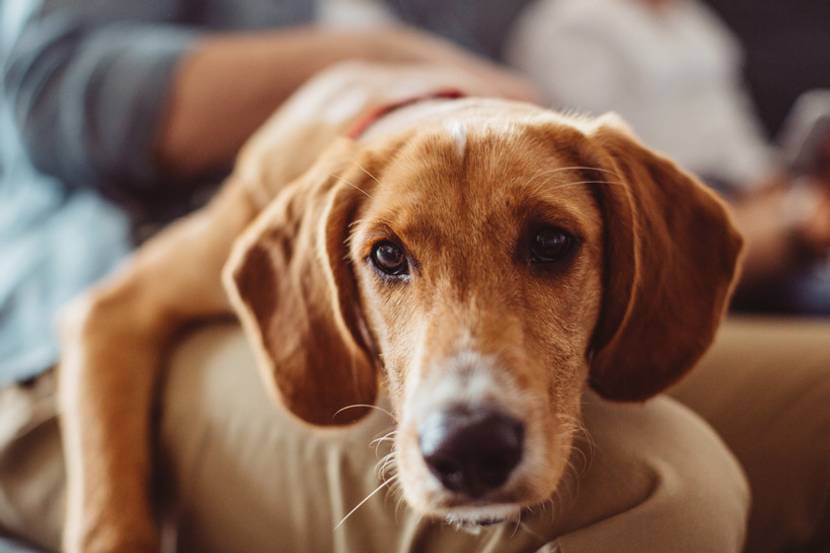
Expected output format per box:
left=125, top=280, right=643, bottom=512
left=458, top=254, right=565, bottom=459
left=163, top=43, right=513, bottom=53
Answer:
left=795, top=178, right=830, bottom=257
left=816, top=133, right=830, bottom=183
left=731, top=173, right=830, bottom=283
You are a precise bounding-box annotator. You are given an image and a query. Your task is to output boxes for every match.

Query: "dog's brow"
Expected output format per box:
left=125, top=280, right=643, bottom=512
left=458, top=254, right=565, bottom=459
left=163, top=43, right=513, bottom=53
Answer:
left=524, top=165, right=616, bottom=190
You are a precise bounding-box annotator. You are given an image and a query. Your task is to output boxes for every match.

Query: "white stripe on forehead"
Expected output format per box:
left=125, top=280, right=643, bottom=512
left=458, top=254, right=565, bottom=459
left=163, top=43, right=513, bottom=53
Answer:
left=446, top=120, right=467, bottom=159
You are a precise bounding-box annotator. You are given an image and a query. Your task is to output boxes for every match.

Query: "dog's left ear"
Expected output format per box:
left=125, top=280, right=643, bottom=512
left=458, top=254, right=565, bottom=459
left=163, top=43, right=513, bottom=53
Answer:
left=586, top=115, right=744, bottom=401
left=223, top=139, right=383, bottom=425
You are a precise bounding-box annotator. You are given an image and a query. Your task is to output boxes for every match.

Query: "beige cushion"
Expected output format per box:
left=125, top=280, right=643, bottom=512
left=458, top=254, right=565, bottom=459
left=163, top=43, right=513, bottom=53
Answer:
left=671, top=316, right=830, bottom=553
left=0, top=321, right=755, bottom=552
left=160, top=323, right=748, bottom=553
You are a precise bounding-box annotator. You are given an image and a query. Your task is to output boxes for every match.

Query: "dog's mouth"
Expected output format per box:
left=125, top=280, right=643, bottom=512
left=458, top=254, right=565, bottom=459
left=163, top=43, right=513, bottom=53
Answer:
left=473, top=517, right=504, bottom=526
left=441, top=503, right=522, bottom=532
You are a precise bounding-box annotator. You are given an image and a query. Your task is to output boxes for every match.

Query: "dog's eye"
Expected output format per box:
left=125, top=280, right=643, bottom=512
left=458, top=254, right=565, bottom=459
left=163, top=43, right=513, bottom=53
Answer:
left=370, top=241, right=409, bottom=276
left=529, top=227, right=575, bottom=263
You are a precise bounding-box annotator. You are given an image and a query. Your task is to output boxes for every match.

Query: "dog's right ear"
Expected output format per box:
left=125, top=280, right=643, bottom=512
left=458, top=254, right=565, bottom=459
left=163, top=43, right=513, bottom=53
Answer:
left=585, top=115, right=744, bottom=401
left=224, top=139, right=386, bottom=426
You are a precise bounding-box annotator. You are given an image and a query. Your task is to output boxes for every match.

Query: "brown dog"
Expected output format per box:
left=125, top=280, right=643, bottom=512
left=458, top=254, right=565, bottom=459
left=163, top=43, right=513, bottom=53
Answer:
left=58, top=62, right=743, bottom=552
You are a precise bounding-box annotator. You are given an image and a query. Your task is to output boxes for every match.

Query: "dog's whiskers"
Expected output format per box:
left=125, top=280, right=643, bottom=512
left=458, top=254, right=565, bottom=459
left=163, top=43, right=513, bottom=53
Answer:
left=353, top=162, right=382, bottom=187
left=369, top=428, right=398, bottom=444
left=376, top=451, right=397, bottom=478
left=556, top=412, right=596, bottom=473
left=347, top=217, right=367, bottom=229
left=333, top=403, right=396, bottom=421
left=511, top=514, right=522, bottom=537
left=370, top=432, right=398, bottom=457
left=550, top=165, right=616, bottom=176
left=337, top=174, right=374, bottom=199
left=518, top=520, right=543, bottom=540
left=524, top=165, right=617, bottom=189
left=334, top=475, right=397, bottom=530
left=545, top=179, right=624, bottom=193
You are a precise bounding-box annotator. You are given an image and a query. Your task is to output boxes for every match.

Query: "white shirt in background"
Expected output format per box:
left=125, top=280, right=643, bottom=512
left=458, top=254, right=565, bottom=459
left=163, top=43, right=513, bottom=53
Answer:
left=506, top=0, right=775, bottom=187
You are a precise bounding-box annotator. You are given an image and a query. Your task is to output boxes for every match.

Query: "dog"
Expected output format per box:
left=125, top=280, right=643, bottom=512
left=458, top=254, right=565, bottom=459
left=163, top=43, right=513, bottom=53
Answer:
left=57, top=62, right=743, bottom=552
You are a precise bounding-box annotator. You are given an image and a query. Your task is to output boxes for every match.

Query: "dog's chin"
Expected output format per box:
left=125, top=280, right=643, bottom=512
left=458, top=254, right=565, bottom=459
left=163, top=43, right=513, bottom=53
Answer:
left=441, top=504, right=522, bottom=533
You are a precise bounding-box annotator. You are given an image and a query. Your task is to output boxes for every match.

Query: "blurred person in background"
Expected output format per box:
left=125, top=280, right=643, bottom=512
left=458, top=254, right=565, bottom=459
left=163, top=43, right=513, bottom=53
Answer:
left=0, top=1, right=537, bottom=549
left=507, top=0, right=830, bottom=315
left=0, top=0, right=536, bottom=397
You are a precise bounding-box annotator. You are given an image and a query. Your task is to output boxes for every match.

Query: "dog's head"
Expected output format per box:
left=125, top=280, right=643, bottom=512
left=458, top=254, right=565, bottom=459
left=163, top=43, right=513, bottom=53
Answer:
left=224, top=101, right=743, bottom=526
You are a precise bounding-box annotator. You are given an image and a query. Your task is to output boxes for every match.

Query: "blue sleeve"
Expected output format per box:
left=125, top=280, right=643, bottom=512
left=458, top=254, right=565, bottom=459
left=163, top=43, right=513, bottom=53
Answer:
left=2, top=1, right=201, bottom=192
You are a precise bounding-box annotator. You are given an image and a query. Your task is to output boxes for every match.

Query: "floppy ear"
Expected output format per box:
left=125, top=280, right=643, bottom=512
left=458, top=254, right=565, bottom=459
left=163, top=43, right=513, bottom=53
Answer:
left=223, top=139, right=381, bottom=425
left=587, top=116, right=744, bottom=401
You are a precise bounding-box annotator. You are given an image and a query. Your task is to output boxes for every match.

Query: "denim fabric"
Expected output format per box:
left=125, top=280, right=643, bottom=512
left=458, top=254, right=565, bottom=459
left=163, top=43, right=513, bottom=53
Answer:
left=0, top=87, right=131, bottom=385
left=0, top=0, right=195, bottom=385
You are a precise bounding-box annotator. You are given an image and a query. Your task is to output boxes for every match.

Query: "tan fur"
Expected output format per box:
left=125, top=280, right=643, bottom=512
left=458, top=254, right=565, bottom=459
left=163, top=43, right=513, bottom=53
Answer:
left=58, top=62, right=742, bottom=551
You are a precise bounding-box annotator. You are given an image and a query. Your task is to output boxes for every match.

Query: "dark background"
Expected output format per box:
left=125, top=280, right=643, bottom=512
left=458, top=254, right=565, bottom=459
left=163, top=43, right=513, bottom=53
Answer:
left=703, top=0, right=830, bottom=138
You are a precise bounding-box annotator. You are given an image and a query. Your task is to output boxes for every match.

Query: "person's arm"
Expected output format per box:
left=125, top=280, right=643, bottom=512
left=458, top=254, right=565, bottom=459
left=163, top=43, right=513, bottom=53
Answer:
left=2, top=1, right=198, bottom=192
left=156, top=26, right=538, bottom=177
left=3, top=2, right=536, bottom=192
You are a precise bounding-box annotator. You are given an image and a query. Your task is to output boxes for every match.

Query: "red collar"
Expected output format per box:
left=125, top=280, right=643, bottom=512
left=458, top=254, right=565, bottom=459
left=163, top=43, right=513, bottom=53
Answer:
left=345, top=88, right=465, bottom=139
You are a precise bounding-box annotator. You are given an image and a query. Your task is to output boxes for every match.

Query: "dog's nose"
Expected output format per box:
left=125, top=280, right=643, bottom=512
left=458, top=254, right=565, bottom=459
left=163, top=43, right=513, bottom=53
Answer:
left=419, top=406, right=524, bottom=498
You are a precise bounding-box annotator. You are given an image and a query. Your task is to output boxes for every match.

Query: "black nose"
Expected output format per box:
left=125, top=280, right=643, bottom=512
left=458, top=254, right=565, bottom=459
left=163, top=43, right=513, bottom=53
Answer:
left=419, top=406, right=524, bottom=498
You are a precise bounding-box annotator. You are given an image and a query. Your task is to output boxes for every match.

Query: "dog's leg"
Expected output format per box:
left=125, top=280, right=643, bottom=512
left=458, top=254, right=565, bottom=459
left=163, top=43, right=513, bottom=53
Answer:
left=58, top=184, right=257, bottom=553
